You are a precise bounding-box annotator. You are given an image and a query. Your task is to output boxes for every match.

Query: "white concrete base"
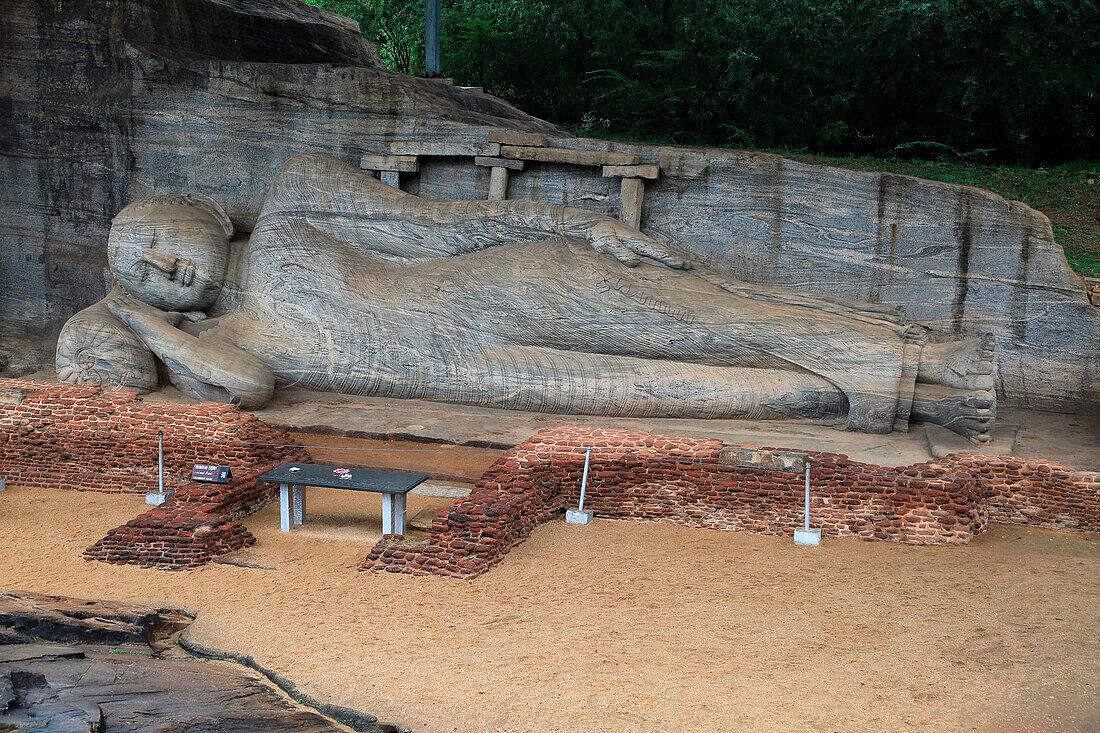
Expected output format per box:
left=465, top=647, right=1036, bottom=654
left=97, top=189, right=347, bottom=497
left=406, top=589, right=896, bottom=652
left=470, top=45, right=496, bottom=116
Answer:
left=0, top=476, right=6, bottom=491
left=145, top=492, right=172, bottom=505
left=565, top=508, right=594, bottom=525
left=794, top=528, right=822, bottom=546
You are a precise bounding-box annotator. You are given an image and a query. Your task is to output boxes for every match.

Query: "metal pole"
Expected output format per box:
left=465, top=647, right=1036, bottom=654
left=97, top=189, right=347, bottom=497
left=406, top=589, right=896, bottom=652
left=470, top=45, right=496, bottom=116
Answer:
left=578, top=447, right=591, bottom=511
left=158, top=430, right=164, bottom=495
left=803, top=463, right=810, bottom=531
left=425, top=0, right=440, bottom=75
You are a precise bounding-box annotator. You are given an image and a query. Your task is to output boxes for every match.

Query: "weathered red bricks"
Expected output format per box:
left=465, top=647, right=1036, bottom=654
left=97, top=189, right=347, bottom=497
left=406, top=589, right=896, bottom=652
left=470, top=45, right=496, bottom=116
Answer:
left=361, top=425, right=1099, bottom=578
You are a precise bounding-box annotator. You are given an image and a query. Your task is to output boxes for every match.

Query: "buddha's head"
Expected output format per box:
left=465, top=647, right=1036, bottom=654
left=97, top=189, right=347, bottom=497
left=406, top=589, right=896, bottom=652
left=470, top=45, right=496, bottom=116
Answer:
left=108, top=194, right=234, bottom=311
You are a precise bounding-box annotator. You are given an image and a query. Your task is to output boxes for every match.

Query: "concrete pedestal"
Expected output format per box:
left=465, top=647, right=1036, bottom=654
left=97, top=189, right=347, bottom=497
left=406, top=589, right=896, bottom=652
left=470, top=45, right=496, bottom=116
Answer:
left=794, top=528, right=822, bottom=546
left=565, top=508, right=594, bottom=525
left=145, top=492, right=172, bottom=505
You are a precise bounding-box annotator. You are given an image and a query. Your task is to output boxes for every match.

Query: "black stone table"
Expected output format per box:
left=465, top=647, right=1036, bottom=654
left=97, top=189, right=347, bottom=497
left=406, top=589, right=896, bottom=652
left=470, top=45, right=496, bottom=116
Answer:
left=257, top=463, right=428, bottom=535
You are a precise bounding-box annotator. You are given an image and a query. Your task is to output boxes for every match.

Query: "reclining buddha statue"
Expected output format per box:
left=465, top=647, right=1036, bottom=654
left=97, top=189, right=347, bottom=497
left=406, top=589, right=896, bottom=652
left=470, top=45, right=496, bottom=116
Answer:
left=56, top=152, right=997, bottom=441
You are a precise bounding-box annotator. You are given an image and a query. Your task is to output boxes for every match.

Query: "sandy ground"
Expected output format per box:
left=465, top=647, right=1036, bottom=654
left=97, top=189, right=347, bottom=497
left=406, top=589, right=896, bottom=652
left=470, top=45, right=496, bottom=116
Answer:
left=286, top=432, right=502, bottom=483
left=0, top=482, right=1097, bottom=733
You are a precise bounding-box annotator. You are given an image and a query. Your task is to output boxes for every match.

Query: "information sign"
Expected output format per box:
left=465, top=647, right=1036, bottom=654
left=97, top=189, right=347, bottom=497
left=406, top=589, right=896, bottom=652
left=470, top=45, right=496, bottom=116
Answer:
left=191, top=464, right=232, bottom=483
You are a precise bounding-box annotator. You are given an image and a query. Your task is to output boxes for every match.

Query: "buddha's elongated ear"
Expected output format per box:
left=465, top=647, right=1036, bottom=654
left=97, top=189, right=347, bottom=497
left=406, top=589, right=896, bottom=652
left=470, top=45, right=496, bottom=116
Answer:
left=186, top=193, right=234, bottom=239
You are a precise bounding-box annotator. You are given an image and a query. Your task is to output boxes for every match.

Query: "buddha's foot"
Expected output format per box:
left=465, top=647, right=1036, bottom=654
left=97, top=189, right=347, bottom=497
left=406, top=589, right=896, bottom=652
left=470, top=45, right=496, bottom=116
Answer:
left=910, top=382, right=996, bottom=444
left=917, top=333, right=996, bottom=391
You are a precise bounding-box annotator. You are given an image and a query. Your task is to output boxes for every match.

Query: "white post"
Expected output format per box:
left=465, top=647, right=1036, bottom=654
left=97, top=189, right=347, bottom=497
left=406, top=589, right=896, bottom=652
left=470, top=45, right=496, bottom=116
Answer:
left=566, top=448, right=595, bottom=524
left=292, top=484, right=306, bottom=525
left=804, top=463, right=810, bottom=531
left=794, top=463, right=821, bottom=545
left=382, top=493, right=407, bottom=536
left=280, top=483, right=292, bottom=532
left=578, top=447, right=591, bottom=511
left=146, top=430, right=168, bottom=504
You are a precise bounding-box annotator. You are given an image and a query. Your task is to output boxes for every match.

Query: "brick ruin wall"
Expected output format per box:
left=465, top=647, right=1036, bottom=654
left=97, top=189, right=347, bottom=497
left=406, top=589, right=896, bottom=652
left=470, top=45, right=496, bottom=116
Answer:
left=0, top=378, right=309, bottom=569
left=1, top=380, right=1096, bottom=574
left=364, top=425, right=1100, bottom=578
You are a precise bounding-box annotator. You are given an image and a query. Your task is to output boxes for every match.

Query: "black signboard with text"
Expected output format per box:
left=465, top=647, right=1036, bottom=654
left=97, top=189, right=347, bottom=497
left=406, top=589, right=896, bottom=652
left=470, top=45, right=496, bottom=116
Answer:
left=191, top=464, right=232, bottom=483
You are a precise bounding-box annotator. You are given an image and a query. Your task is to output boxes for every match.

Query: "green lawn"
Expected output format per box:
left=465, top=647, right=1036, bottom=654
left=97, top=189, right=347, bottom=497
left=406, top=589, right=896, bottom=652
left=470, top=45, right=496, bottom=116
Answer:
left=790, top=155, right=1099, bottom=278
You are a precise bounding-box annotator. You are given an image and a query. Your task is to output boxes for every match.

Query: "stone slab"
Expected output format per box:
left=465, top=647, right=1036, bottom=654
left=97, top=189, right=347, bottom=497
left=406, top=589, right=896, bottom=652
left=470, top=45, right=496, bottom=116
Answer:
left=602, top=164, right=660, bottom=179
left=408, top=506, right=441, bottom=531
left=0, top=592, right=193, bottom=648
left=499, top=145, right=641, bottom=166
left=0, top=643, right=86, bottom=663
left=411, top=481, right=474, bottom=499
left=258, top=463, right=427, bottom=494
left=474, top=156, right=525, bottom=170
left=388, top=141, right=501, bottom=157
left=359, top=154, right=419, bottom=173
left=488, top=130, right=548, bottom=147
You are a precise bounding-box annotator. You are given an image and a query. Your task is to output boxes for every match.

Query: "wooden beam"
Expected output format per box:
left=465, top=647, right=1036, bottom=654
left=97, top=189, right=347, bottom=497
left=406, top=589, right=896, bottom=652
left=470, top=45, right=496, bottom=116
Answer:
left=602, top=164, right=660, bottom=180
left=359, top=154, right=419, bottom=173
left=388, top=141, right=500, bottom=157
left=488, top=131, right=549, bottom=147
left=499, top=145, right=640, bottom=167
left=474, top=156, right=524, bottom=170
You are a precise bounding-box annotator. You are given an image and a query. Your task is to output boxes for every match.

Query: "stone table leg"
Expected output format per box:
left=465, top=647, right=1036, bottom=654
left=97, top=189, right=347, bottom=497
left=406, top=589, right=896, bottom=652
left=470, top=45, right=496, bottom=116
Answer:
left=279, top=483, right=291, bottom=532
left=292, top=484, right=306, bottom=525
left=381, top=492, right=407, bottom=536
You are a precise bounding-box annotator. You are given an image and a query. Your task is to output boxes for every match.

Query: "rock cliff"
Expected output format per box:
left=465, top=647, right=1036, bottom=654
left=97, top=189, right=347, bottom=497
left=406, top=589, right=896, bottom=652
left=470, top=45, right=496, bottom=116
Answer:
left=1, top=0, right=1096, bottom=413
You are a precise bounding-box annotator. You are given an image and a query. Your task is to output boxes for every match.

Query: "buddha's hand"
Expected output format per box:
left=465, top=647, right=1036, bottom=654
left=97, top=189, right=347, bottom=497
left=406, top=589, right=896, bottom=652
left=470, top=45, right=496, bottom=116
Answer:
left=587, top=220, right=690, bottom=270
left=105, top=292, right=186, bottom=333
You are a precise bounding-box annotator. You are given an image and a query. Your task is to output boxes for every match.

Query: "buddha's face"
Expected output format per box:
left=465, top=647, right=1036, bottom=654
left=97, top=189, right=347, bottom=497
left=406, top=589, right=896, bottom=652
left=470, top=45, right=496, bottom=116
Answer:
left=108, top=196, right=232, bottom=311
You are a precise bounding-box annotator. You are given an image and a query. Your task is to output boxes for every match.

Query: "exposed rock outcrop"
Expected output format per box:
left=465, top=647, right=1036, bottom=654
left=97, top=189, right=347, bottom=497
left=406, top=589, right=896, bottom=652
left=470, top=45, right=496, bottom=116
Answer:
left=1, top=0, right=1096, bottom=413
left=0, top=592, right=394, bottom=732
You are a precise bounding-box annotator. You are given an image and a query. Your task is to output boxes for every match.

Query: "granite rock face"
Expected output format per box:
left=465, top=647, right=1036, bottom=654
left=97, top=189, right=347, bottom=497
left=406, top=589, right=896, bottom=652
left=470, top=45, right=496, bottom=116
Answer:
left=1, top=0, right=1096, bottom=414
left=0, top=592, right=392, bottom=732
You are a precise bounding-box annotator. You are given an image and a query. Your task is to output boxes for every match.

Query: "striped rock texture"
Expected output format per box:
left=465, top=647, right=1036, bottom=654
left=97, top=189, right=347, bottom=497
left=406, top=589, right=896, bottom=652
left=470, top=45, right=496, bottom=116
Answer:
left=2, top=0, right=1096, bottom=418
left=60, top=153, right=999, bottom=440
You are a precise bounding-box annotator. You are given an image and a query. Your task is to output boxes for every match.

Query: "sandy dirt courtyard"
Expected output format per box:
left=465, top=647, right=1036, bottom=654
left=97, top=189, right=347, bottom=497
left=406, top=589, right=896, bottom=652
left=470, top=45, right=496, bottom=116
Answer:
left=0, top=483, right=1096, bottom=733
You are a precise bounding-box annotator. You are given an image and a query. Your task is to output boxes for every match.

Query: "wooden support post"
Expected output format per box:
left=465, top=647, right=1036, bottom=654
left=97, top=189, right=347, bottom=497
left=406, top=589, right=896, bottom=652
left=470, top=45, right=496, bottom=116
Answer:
left=488, top=166, right=509, bottom=200
left=620, top=177, right=644, bottom=230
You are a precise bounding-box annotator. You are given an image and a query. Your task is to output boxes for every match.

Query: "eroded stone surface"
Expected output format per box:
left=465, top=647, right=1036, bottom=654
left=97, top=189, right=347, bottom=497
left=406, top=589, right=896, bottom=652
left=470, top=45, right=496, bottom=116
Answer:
left=2, top=0, right=1095, bottom=420
left=57, top=153, right=1002, bottom=441
left=0, top=592, right=391, bottom=732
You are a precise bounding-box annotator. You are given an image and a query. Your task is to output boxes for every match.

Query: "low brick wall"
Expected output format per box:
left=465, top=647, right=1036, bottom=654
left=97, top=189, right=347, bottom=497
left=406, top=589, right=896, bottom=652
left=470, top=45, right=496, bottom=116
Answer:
left=83, top=472, right=295, bottom=570
left=3, top=380, right=1096, bottom=574
left=363, top=425, right=1099, bottom=578
left=0, top=378, right=309, bottom=569
left=0, top=379, right=299, bottom=494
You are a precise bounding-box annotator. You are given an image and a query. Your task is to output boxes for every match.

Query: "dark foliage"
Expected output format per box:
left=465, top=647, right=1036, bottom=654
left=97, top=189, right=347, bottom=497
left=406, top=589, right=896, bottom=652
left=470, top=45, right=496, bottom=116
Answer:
left=306, top=0, right=1098, bottom=165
